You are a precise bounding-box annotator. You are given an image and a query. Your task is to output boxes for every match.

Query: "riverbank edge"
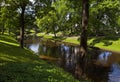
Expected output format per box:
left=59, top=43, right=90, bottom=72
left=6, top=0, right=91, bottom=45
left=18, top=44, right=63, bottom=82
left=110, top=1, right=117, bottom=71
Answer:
left=0, top=35, right=82, bottom=82
left=36, top=33, right=120, bottom=52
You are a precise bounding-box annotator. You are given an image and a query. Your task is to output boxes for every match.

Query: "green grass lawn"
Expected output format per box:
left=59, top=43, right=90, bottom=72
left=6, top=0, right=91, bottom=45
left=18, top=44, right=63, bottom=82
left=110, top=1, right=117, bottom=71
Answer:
left=0, top=35, right=80, bottom=82
left=37, top=33, right=120, bottom=52
left=88, top=36, right=120, bottom=52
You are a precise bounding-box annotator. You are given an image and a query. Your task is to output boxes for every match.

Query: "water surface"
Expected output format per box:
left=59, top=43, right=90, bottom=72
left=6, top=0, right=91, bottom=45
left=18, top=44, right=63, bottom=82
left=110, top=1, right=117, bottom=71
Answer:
left=25, top=39, right=120, bottom=82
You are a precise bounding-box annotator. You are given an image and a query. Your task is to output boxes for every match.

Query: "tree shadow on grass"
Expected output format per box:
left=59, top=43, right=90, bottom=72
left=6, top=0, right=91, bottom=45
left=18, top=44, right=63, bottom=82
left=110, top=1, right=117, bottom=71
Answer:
left=89, top=36, right=120, bottom=47
left=0, top=42, right=39, bottom=62
left=0, top=35, right=17, bottom=44
left=0, top=42, right=79, bottom=82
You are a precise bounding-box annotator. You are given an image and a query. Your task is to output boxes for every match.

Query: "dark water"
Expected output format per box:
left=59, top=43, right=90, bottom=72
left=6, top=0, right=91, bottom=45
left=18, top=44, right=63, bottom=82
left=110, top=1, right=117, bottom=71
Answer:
left=25, top=39, right=120, bottom=82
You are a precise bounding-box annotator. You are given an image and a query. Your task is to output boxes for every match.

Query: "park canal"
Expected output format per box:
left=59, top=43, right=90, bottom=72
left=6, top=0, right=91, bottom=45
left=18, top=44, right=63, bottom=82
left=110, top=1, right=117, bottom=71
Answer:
left=25, top=38, right=120, bottom=82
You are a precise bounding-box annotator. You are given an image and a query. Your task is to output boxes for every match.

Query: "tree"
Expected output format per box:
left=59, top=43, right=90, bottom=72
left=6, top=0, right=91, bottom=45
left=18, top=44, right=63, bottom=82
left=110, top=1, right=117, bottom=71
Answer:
left=89, top=0, right=120, bottom=36
left=80, top=0, right=89, bottom=52
left=35, top=0, right=58, bottom=37
left=7, top=0, right=29, bottom=48
left=36, top=0, right=79, bottom=36
left=19, top=2, right=27, bottom=48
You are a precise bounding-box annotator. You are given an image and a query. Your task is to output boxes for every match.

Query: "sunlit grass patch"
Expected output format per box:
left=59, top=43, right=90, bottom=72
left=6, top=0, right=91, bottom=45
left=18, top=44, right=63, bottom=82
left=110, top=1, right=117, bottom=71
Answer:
left=0, top=40, right=18, bottom=46
left=63, top=36, right=79, bottom=44
left=88, top=37, right=120, bottom=52
left=44, top=35, right=53, bottom=39
left=36, top=32, right=45, bottom=36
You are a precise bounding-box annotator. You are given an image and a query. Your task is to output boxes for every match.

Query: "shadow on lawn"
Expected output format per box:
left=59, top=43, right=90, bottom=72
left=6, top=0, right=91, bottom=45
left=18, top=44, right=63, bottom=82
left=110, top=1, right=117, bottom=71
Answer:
left=0, top=42, right=78, bottom=82
left=0, top=42, right=39, bottom=62
left=0, top=35, right=17, bottom=44
left=89, top=36, right=120, bottom=46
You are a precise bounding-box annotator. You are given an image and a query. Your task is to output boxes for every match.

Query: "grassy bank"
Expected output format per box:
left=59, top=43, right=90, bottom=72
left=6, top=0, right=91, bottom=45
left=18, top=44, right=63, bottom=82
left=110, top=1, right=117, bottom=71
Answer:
left=88, top=36, right=120, bottom=52
left=37, top=33, right=120, bottom=52
left=0, top=35, right=79, bottom=82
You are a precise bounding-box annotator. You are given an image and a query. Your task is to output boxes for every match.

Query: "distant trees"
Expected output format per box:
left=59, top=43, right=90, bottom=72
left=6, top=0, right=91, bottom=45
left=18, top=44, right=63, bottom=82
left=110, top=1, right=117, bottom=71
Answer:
left=36, top=0, right=82, bottom=36
left=36, top=0, right=64, bottom=37
left=35, top=0, right=120, bottom=37
left=0, top=0, right=120, bottom=48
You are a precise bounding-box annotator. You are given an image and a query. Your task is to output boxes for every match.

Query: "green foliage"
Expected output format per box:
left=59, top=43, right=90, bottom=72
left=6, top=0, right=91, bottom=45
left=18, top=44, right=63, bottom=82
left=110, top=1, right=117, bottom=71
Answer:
left=89, top=0, right=120, bottom=36
left=0, top=5, right=19, bottom=33
left=36, top=0, right=82, bottom=36
left=0, top=0, right=37, bottom=35
left=1, top=0, right=120, bottom=37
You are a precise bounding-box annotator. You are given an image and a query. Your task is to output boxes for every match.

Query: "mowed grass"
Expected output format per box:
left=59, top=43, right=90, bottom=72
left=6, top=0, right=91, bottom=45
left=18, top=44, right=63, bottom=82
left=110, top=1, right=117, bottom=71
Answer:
left=37, top=33, right=120, bottom=52
left=88, top=36, right=120, bottom=52
left=0, top=35, right=79, bottom=82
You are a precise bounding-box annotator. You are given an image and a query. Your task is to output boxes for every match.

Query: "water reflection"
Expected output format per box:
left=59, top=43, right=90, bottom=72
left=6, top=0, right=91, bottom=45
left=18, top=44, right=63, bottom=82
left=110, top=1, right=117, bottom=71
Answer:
left=26, top=39, right=120, bottom=82
left=98, top=52, right=112, bottom=61
left=109, top=64, right=120, bottom=82
left=29, top=43, right=39, bottom=53
left=97, top=51, right=112, bottom=65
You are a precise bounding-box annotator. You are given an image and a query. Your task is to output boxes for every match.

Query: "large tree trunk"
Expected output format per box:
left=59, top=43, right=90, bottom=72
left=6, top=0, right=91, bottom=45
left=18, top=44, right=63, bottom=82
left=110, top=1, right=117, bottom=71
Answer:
left=80, top=0, right=89, bottom=51
left=20, top=6, right=25, bottom=48
left=78, top=0, right=89, bottom=64
left=76, top=1, right=89, bottom=77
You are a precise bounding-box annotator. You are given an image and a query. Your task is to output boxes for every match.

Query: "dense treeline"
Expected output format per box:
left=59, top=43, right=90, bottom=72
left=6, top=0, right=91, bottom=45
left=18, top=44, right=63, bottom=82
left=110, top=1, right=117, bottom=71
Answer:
left=0, top=0, right=120, bottom=48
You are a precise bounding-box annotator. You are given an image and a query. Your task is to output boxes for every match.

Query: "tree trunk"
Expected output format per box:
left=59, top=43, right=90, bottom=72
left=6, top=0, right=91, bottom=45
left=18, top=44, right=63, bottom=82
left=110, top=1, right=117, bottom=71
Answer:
left=77, top=0, right=89, bottom=65
left=80, top=0, right=89, bottom=51
left=20, top=6, right=25, bottom=48
left=77, top=0, right=89, bottom=76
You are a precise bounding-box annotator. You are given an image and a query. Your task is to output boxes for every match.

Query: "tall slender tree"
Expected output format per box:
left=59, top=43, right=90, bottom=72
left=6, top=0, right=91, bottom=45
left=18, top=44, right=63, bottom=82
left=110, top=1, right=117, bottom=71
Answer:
left=19, top=2, right=27, bottom=48
left=8, top=0, right=29, bottom=48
